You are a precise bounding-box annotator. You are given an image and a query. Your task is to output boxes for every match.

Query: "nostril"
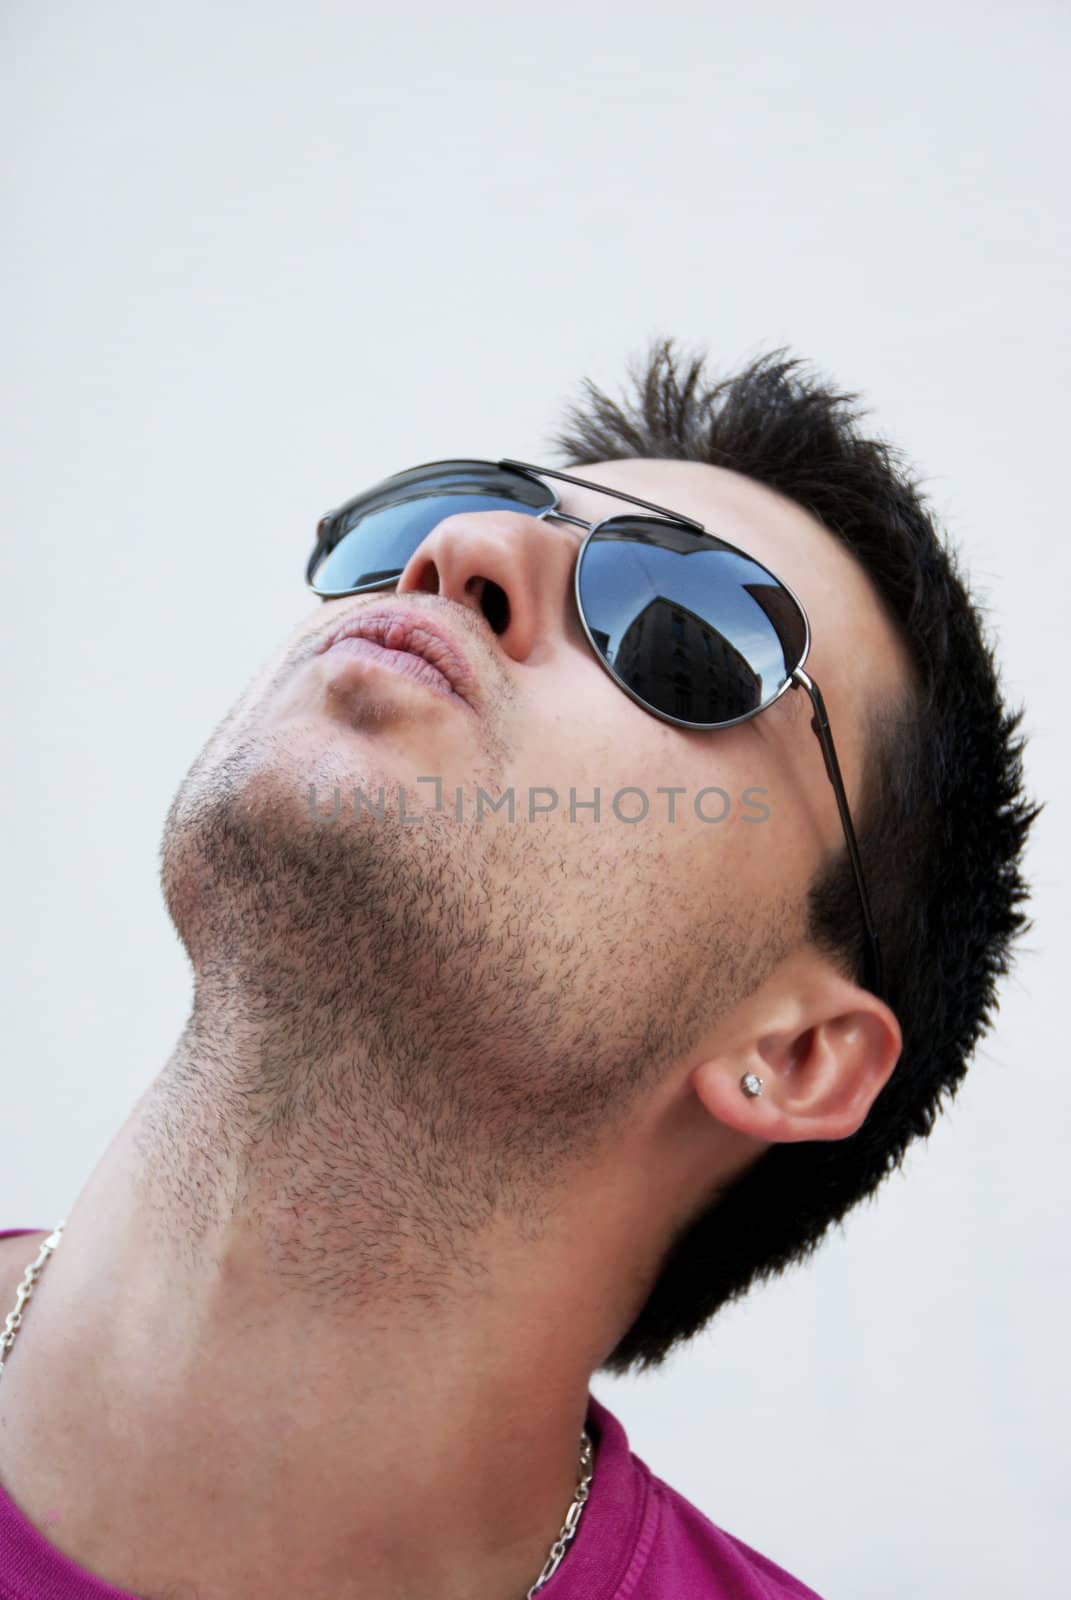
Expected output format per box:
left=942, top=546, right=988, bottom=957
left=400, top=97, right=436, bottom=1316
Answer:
left=475, top=578, right=510, bottom=635
left=463, top=575, right=510, bottom=634
left=407, top=559, right=440, bottom=596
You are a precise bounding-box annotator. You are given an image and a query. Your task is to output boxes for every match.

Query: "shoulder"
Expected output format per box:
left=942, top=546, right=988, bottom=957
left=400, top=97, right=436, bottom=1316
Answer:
left=645, top=1465, right=827, bottom=1599
left=582, top=1395, right=827, bottom=1600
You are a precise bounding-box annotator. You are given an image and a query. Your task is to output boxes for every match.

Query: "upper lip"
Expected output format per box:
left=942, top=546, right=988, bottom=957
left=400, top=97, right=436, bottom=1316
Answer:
left=316, top=602, right=480, bottom=708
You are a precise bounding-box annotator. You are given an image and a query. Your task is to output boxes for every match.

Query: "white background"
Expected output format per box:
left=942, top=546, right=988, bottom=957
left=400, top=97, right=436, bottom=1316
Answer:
left=2, top=3, right=1068, bottom=1595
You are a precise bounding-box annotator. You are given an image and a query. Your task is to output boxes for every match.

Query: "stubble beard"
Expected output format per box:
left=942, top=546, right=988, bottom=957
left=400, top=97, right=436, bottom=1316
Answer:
left=149, top=711, right=662, bottom=1306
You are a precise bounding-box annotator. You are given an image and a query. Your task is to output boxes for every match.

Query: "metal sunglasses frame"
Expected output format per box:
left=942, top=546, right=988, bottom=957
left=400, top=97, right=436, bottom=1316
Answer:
left=307, top=455, right=884, bottom=1000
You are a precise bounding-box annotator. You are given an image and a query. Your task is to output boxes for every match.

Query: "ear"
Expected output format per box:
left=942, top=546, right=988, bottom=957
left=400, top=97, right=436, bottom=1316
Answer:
left=691, top=953, right=902, bottom=1145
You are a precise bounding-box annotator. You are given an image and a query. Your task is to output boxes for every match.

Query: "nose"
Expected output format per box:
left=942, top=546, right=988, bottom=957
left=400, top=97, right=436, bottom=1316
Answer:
left=394, top=508, right=581, bottom=665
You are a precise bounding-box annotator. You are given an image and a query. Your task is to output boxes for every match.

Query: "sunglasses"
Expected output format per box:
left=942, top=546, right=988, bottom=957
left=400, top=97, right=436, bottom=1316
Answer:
left=306, top=457, right=883, bottom=999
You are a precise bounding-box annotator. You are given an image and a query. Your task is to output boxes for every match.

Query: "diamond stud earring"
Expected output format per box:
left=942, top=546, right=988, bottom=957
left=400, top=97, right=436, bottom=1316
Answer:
left=739, top=1072, right=764, bottom=1098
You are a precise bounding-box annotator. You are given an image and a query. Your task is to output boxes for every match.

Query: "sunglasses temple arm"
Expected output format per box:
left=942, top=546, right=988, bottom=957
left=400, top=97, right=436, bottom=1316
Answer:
left=791, top=667, right=884, bottom=1001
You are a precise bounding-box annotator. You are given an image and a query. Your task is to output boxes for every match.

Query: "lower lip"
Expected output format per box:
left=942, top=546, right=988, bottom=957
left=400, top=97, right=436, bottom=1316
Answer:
left=322, top=635, right=467, bottom=704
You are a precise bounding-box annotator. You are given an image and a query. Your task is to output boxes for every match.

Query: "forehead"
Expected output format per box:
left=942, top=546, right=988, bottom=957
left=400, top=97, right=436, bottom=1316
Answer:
left=559, top=456, right=910, bottom=726
left=559, top=457, right=865, bottom=629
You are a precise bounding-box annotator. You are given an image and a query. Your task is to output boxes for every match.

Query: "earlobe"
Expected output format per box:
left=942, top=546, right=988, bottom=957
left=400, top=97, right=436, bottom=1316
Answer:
left=691, top=1049, right=787, bottom=1140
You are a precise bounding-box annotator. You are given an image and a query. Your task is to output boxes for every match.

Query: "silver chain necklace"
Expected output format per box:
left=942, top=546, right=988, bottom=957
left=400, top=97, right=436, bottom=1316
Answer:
left=0, top=1221, right=594, bottom=1597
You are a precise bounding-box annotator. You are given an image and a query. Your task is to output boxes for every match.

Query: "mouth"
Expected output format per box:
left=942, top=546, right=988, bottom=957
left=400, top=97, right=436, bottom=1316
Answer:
left=316, top=604, right=479, bottom=711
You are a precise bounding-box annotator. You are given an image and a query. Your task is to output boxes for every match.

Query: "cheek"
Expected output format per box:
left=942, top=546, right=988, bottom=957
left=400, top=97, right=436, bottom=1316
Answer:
left=723, top=740, right=822, bottom=920
left=503, top=677, right=774, bottom=863
left=508, top=662, right=664, bottom=796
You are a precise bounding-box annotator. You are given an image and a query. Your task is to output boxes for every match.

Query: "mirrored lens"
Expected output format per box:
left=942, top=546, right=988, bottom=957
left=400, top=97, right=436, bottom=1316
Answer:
left=309, top=461, right=555, bottom=595
left=576, top=519, right=807, bottom=725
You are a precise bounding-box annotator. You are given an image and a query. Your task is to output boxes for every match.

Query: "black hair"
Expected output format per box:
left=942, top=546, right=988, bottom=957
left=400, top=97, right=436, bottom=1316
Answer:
left=552, top=338, right=1042, bottom=1374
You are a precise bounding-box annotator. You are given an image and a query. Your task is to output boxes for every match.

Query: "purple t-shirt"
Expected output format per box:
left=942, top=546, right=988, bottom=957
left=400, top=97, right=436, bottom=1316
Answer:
left=0, top=1226, right=824, bottom=1599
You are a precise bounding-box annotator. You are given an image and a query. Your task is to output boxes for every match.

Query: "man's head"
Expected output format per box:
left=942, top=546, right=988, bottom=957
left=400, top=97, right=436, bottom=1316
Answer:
left=158, top=339, right=1038, bottom=1371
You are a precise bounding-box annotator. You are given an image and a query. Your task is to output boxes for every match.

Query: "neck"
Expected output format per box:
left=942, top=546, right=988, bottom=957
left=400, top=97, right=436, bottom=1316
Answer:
left=0, top=1009, right=689, bottom=1600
